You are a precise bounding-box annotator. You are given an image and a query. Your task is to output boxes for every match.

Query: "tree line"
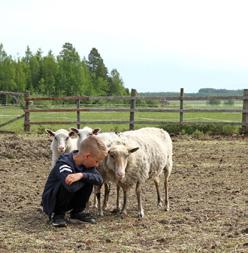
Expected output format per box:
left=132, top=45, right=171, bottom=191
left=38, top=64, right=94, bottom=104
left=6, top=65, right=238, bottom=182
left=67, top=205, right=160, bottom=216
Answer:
left=0, top=42, right=129, bottom=97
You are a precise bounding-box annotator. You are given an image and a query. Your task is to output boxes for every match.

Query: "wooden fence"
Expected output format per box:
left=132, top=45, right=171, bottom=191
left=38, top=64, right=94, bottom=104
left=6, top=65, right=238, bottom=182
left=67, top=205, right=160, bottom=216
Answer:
left=22, top=88, right=248, bottom=133
left=0, top=91, right=25, bottom=130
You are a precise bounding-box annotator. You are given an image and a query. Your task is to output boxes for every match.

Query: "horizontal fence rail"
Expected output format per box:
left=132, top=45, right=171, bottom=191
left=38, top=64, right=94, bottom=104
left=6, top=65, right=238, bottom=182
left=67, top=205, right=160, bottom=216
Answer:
left=24, top=108, right=248, bottom=113
left=0, top=91, right=24, bottom=96
left=21, top=88, right=248, bottom=133
left=26, top=95, right=248, bottom=101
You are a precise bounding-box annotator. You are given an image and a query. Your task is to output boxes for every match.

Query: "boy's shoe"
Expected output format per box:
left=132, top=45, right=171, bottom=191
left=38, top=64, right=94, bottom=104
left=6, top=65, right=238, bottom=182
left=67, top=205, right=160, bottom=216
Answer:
left=70, top=212, right=96, bottom=224
left=51, top=214, right=67, bottom=227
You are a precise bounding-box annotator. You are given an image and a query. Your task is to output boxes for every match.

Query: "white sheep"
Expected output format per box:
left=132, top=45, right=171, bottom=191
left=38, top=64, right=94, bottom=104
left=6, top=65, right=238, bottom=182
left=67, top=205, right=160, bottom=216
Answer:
left=102, top=127, right=173, bottom=218
left=46, top=129, right=78, bottom=168
left=69, top=126, right=100, bottom=147
left=70, top=127, right=120, bottom=214
left=92, top=131, right=122, bottom=215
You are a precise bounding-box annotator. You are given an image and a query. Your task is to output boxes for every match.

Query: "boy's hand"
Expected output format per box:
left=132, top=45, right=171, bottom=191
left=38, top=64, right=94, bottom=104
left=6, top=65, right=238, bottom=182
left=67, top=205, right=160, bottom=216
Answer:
left=65, top=173, right=84, bottom=185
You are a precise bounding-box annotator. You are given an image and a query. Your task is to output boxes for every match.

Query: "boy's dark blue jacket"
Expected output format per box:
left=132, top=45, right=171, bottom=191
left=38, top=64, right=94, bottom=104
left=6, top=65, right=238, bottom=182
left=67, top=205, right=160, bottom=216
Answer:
left=42, top=151, right=103, bottom=216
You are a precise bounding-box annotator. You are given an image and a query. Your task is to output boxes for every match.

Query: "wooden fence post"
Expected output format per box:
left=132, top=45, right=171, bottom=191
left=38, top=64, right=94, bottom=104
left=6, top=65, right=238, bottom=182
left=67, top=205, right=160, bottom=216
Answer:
left=129, top=89, right=137, bottom=130
left=76, top=99, right=80, bottom=129
left=242, top=89, right=248, bottom=134
left=24, top=91, right=30, bottom=132
left=4, top=93, right=7, bottom=106
left=179, top=88, right=184, bottom=125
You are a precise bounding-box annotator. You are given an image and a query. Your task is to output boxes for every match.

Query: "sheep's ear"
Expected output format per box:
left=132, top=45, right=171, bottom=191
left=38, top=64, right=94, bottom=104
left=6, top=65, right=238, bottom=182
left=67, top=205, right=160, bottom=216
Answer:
left=92, top=128, right=101, bottom=135
left=70, top=128, right=79, bottom=135
left=46, top=129, right=55, bottom=137
left=128, top=147, right=139, bottom=153
left=68, top=130, right=78, bottom=138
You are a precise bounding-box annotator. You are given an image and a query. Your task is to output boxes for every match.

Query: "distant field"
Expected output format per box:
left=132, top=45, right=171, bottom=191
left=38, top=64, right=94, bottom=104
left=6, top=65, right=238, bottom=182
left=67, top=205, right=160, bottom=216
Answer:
left=0, top=100, right=243, bottom=133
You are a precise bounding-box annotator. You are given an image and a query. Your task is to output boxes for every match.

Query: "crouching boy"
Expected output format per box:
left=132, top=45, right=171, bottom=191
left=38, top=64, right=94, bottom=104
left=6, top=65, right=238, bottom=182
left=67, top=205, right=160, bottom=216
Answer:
left=42, top=135, right=107, bottom=227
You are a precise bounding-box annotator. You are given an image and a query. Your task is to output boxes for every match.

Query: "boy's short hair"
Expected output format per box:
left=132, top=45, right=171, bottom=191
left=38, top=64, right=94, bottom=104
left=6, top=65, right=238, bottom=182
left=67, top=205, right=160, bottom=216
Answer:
left=79, top=135, right=108, bottom=158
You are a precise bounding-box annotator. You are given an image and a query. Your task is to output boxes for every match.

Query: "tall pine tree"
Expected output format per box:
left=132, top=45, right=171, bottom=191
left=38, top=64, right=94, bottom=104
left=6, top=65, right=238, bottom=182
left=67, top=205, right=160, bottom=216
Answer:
left=57, top=42, right=84, bottom=96
left=87, top=48, right=109, bottom=95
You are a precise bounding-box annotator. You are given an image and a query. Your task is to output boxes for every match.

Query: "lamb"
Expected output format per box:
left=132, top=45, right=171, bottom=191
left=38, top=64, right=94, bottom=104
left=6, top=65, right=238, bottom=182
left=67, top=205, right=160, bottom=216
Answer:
left=102, top=127, right=173, bottom=218
left=46, top=129, right=78, bottom=168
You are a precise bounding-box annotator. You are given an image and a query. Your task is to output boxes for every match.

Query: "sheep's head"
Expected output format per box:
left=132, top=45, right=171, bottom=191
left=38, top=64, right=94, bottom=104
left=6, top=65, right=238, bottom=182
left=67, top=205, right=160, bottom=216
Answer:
left=69, top=127, right=101, bottom=149
left=106, top=144, right=139, bottom=182
left=46, top=129, right=73, bottom=153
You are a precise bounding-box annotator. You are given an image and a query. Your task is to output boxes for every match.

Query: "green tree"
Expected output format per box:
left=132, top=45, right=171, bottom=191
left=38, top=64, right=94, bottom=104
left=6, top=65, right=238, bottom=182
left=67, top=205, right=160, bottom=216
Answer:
left=0, top=42, right=128, bottom=97
left=87, top=48, right=108, bottom=78
left=0, top=58, right=16, bottom=91
left=87, top=48, right=109, bottom=95
left=81, top=59, right=94, bottom=95
left=30, top=49, right=42, bottom=93
left=14, top=60, right=26, bottom=92
left=108, top=69, right=127, bottom=95
left=22, top=46, right=33, bottom=92
left=0, top=44, right=16, bottom=91
left=57, top=42, right=84, bottom=96
left=41, top=50, right=58, bottom=95
left=0, top=43, right=7, bottom=62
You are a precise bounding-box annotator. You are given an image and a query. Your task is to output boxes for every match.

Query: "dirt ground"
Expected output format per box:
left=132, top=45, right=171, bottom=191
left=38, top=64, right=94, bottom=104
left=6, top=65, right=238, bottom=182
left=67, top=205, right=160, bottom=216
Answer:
left=0, top=133, right=248, bottom=253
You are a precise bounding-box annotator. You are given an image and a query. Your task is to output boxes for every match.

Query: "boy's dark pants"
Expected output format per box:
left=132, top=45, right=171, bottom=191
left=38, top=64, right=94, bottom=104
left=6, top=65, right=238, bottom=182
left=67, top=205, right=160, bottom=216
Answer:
left=54, top=183, right=93, bottom=215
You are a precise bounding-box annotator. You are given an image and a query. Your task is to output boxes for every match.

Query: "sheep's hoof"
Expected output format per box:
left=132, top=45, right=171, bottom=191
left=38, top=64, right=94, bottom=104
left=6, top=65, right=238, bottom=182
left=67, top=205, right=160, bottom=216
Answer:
left=137, top=212, right=144, bottom=219
left=120, top=210, right=127, bottom=217
left=98, top=211, right=104, bottom=217
left=157, top=201, right=163, bottom=208
left=165, top=206, right=170, bottom=211
left=102, top=204, right=109, bottom=211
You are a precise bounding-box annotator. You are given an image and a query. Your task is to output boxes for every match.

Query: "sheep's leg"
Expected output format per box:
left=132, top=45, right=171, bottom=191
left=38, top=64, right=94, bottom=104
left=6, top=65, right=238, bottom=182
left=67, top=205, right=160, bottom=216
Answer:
left=116, top=184, right=120, bottom=211
left=164, top=156, right=172, bottom=211
left=103, top=183, right=111, bottom=210
left=121, top=189, right=128, bottom=216
left=93, top=185, right=98, bottom=208
left=154, top=177, right=163, bottom=207
left=164, top=175, right=169, bottom=211
left=112, top=184, right=121, bottom=213
left=84, top=187, right=96, bottom=213
left=84, top=201, right=90, bottom=214
left=95, top=185, right=103, bottom=216
left=136, top=181, right=144, bottom=218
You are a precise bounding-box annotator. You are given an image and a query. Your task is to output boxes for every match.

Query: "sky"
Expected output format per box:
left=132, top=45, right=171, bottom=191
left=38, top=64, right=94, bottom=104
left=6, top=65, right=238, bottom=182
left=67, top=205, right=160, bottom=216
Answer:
left=1, top=0, right=248, bottom=93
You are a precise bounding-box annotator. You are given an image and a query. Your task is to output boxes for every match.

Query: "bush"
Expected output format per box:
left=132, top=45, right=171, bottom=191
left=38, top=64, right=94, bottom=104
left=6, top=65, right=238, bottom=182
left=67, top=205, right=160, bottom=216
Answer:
left=207, top=99, right=221, bottom=105
left=159, top=123, right=240, bottom=136
left=224, top=99, right=234, bottom=105
left=192, top=129, right=205, bottom=138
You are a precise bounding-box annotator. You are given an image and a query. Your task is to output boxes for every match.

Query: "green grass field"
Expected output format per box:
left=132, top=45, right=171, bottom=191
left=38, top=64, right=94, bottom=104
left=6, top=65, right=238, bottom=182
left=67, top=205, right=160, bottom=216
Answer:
left=0, top=100, right=243, bottom=133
